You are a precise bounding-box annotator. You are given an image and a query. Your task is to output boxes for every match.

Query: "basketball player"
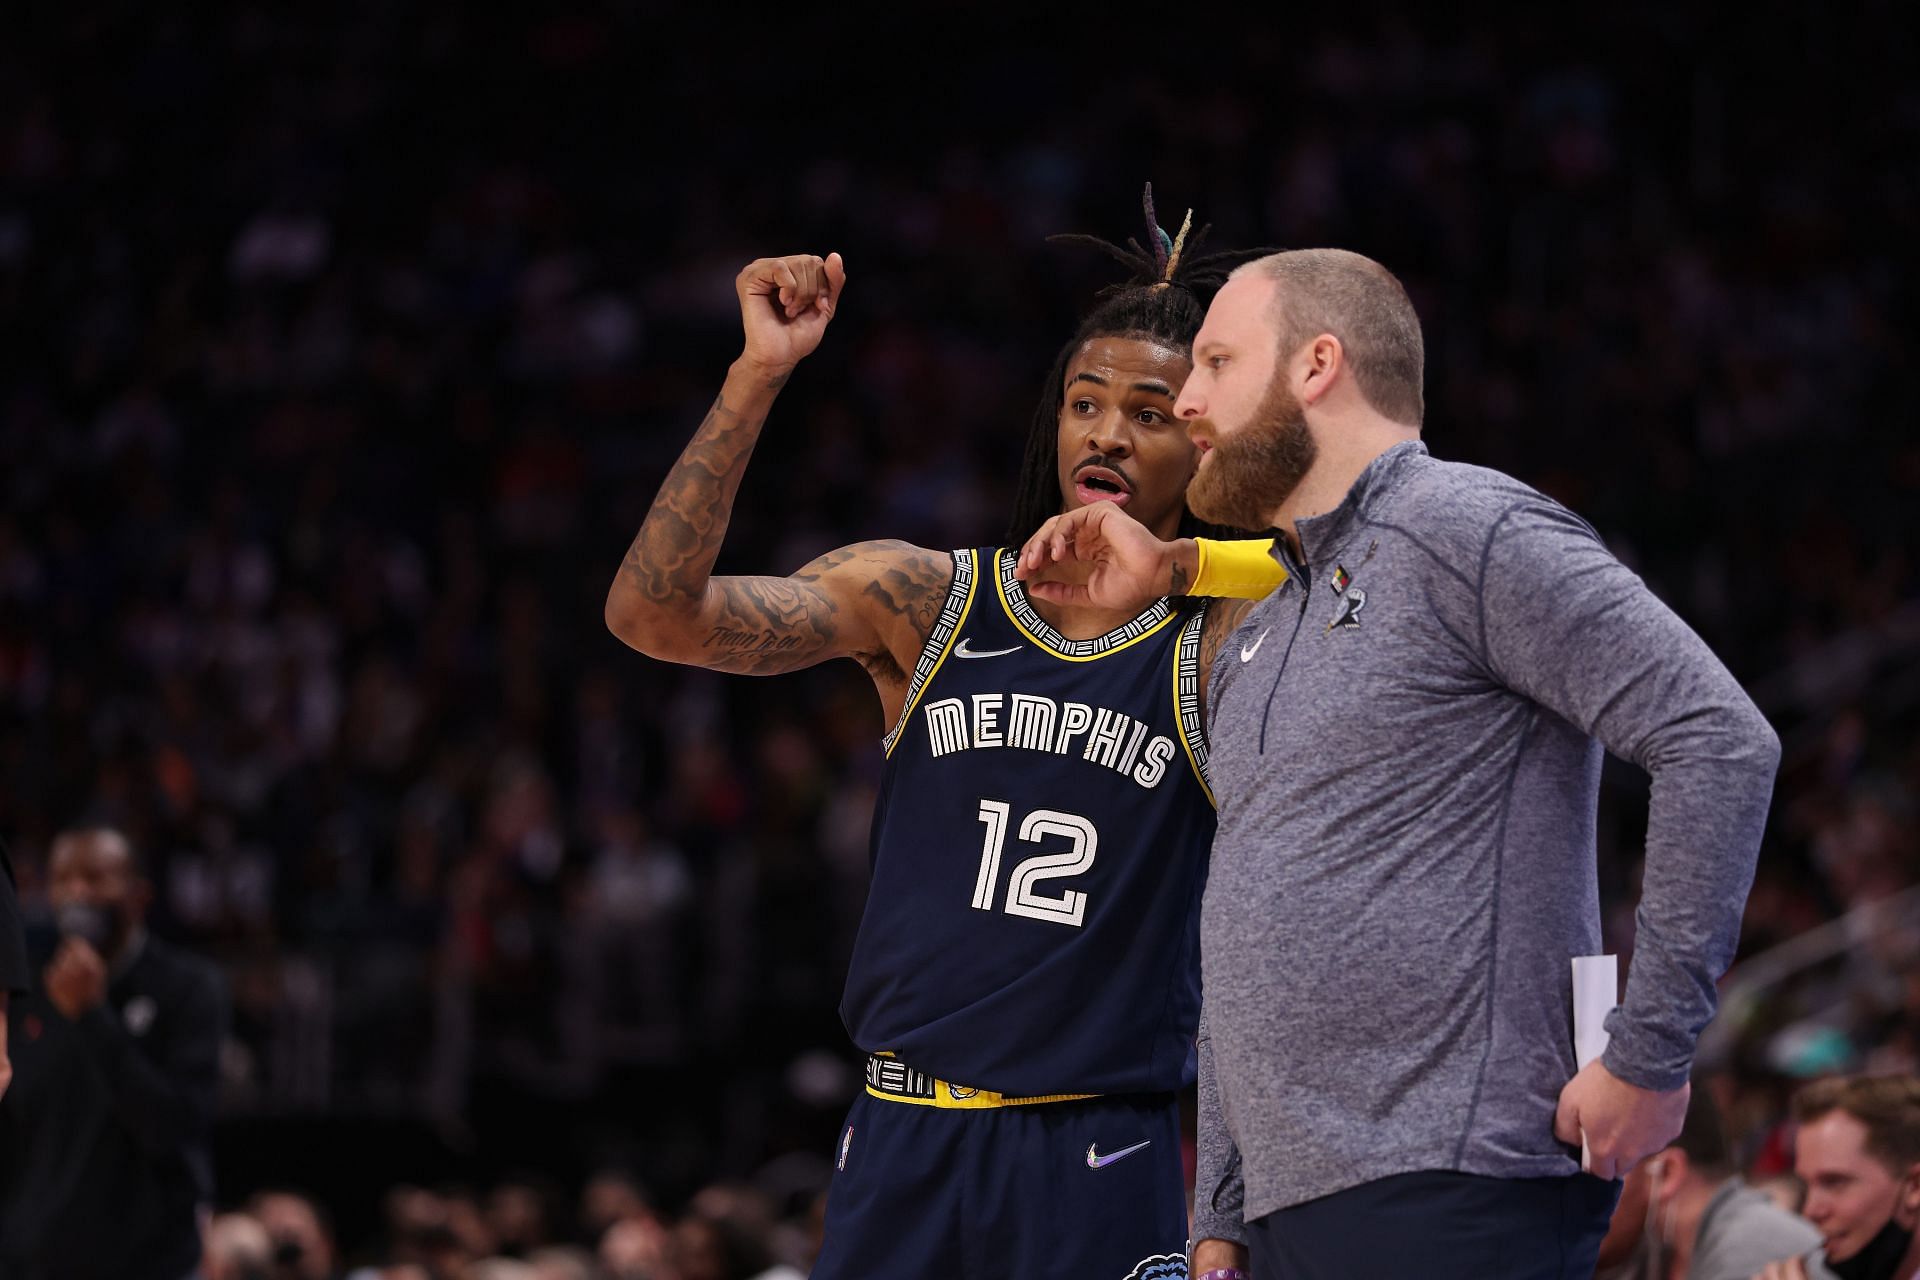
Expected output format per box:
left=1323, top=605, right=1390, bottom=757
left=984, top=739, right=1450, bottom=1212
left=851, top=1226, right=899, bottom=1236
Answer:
left=605, top=200, right=1261, bottom=1279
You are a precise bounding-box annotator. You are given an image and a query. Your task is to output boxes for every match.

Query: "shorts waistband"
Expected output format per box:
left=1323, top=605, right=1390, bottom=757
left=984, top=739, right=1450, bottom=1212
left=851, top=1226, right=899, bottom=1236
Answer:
left=863, top=1053, right=1099, bottom=1110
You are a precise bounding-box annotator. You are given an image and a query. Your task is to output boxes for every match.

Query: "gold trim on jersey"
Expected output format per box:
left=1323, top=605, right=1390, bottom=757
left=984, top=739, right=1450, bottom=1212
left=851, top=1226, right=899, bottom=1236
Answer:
left=881, top=549, right=978, bottom=758
left=1173, top=607, right=1214, bottom=806
left=864, top=1053, right=1098, bottom=1109
left=992, top=549, right=1176, bottom=662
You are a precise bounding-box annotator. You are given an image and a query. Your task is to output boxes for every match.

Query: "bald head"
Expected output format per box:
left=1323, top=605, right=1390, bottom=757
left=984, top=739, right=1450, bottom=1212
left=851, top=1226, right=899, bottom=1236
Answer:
left=1229, top=249, right=1425, bottom=427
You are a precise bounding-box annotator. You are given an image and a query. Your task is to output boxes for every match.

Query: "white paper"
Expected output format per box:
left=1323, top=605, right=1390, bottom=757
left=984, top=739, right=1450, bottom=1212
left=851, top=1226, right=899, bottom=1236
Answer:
left=1573, top=954, right=1618, bottom=1171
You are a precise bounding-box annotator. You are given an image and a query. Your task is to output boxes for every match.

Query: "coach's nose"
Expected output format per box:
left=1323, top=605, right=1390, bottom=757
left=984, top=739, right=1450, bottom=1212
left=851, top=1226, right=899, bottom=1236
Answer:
left=1175, top=379, right=1206, bottom=423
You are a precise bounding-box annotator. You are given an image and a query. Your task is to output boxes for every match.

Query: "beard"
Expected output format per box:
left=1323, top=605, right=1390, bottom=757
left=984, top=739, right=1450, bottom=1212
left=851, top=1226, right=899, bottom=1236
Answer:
left=1186, top=372, right=1318, bottom=532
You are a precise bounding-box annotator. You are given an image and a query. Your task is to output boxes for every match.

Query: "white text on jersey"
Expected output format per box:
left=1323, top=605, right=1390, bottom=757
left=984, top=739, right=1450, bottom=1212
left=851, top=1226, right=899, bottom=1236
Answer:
left=921, top=694, right=1177, bottom=789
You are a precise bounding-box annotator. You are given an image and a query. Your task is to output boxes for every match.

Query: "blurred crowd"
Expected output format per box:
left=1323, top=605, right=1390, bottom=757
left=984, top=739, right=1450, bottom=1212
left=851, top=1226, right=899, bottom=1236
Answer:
left=1, top=0, right=1916, bottom=1263
left=200, top=1175, right=816, bottom=1280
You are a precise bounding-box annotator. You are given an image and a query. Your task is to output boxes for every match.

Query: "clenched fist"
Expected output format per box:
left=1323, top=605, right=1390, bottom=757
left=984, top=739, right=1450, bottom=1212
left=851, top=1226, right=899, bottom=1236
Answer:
left=736, top=252, right=846, bottom=378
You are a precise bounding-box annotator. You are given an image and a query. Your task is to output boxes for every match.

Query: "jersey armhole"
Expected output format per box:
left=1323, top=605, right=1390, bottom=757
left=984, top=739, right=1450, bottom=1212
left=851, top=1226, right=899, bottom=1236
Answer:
left=881, top=549, right=979, bottom=758
left=1173, top=605, right=1215, bottom=806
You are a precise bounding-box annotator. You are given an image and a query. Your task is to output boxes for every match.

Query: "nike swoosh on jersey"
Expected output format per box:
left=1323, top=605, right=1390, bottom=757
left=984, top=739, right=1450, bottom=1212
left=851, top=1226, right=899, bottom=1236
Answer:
left=1086, top=1139, right=1152, bottom=1169
left=954, top=639, right=1023, bottom=659
left=1240, top=628, right=1271, bottom=663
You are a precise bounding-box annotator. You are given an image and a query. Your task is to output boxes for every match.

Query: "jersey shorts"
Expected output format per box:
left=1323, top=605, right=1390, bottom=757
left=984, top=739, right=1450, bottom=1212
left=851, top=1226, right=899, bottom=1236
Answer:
left=812, top=1087, right=1189, bottom=1280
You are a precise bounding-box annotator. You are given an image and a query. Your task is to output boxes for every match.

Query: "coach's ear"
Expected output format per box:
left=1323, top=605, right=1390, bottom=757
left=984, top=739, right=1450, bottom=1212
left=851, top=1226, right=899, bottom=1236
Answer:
left=1297, top=333, right=1345, bottom=407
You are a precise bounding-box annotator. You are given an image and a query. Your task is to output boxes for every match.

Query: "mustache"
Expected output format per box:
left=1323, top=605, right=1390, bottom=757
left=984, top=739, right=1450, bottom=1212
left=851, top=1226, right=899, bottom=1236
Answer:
left=1072, top=454, right=1137, bottom=489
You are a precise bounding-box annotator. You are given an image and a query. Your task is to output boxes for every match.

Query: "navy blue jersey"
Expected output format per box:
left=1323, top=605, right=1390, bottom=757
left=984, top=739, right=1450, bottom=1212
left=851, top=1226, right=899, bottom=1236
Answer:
left=841, top=548, right=1217, bottom=1098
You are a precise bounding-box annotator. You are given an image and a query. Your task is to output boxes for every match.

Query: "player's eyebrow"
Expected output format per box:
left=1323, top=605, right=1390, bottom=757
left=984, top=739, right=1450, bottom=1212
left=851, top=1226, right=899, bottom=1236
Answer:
left=1070, top=372, right=1171, bottom=396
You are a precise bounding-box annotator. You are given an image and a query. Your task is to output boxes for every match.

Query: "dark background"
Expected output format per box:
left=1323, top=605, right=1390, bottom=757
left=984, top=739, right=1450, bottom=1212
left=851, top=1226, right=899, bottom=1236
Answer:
left=1, top=0, right=1915, bottom=1270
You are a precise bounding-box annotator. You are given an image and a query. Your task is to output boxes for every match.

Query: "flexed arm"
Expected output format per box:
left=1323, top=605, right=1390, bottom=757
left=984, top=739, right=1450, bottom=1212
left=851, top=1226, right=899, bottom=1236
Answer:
left=606, top=254, right=950, bottom=690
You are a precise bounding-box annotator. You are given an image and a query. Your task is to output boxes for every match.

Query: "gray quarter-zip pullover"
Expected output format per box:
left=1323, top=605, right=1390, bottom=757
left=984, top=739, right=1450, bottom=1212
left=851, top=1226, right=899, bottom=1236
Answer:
left=1191, top=441, right=1778, bottom=1239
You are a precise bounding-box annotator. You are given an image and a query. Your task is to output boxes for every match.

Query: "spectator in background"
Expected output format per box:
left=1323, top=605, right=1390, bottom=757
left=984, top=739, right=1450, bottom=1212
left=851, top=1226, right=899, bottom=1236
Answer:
left=205, top=1213, right=276, bottom=1280
left=1595, top=1085, right=1821, bottom=1279
left=1757, top=1076, right=1920, bottom=1280
left=0, top=835, right=27, bottom=1100
left=249, top=1189, right=341, bottom=1280
left=521, top=1248, right=595, bottom=1280
left=484, top=1179, right=560, bottom=1259
left=0, top=826, right=230, bottom=1280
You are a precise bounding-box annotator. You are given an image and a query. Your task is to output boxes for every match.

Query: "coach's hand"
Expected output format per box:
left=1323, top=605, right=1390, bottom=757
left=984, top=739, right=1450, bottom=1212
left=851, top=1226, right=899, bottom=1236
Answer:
left=1015, top=503, right=1187, bottom=611
left=1191, top=1236, right=1251, bottom=1277
left=736, top=252, right=846, bottom=377
left=1554, top=1059, right=1688, bottom=1181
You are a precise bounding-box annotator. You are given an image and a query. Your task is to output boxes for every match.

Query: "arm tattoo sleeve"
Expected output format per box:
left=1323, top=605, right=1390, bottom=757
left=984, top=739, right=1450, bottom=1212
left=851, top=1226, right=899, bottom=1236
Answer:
left=609, top=376, right=951, bottom=676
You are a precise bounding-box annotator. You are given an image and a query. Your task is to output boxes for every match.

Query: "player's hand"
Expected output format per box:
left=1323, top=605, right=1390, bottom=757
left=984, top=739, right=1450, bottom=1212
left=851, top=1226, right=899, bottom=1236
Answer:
left=45, top=936, right=109, bottom=1022
left=1192, top=1236, right=1251, bottom=1276
left=1014, top=503, right=1182, bottom=611
left=1554, top=1058, right=1689, bottom=1181
left=736, top=252, right=846, bottom=376
left=0, top=996, right=11, bottom=1101
left=1753, top=1255, right=1811, bottom=1280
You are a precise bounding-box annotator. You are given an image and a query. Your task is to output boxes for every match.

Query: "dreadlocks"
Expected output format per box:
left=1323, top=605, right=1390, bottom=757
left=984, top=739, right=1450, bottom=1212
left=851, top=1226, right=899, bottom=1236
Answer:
left=1005, top=184, right=1268, bottom=546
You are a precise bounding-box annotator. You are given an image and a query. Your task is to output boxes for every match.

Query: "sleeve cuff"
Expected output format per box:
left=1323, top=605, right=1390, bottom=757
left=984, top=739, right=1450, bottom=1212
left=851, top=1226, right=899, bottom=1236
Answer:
left=1189, top=1208, right=1250, bottom=1250
left=1600, top=1011, right=1692, bottom=1093
left=1192, top=539, right=1288, bottom=599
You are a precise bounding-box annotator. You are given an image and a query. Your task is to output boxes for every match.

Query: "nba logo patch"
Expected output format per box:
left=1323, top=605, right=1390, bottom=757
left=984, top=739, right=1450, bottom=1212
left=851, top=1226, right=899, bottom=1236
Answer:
left=837, top=1125, right=853, bottom=1171
left=1125, top=1254, right=1187, bottom=1280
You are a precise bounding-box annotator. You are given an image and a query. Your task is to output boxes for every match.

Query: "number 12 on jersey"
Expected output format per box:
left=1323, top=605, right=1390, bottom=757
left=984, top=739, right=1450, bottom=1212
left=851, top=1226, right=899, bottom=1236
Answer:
left=971, top=799, right=1098, bottom=928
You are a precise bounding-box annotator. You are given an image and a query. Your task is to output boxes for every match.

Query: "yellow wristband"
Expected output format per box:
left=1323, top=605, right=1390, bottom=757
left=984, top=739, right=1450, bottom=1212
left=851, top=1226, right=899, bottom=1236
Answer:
left=1191, top=538, right=1288, bottom=599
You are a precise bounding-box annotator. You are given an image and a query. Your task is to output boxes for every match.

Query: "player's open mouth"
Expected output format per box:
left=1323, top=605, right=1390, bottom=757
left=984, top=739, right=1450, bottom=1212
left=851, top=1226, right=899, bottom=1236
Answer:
left=1073, top=464, right=1133, bottom=507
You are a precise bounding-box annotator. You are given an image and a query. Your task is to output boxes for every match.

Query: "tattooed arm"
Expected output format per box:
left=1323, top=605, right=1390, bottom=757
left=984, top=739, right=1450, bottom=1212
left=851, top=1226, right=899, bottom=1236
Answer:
left=604, top=254, right=953, bottom=711
left=1196, top=597, right=1255, bottom=715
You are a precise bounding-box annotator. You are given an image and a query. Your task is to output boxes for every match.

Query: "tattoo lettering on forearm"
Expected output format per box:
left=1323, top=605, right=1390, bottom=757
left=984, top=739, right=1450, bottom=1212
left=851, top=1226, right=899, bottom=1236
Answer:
left=691, top=574, right=841, bottom=672
left=1171, top=560, right=1190, bottom=595
left=706, top=627, right=807, bottom=654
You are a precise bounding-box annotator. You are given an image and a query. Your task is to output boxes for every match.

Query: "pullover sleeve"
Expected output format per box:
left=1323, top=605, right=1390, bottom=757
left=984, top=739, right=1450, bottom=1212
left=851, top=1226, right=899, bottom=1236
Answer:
left=1190, top=1006, right=1249, bottom=1248
left=1477, top=499, right=1780, bottom=1091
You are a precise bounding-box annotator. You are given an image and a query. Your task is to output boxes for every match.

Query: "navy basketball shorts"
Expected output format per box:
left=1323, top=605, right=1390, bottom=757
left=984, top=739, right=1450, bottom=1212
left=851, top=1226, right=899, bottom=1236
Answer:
left=1246, top=1169, right=1620, bottom=1280
left=811, top=1089, right=1190, bottom=1280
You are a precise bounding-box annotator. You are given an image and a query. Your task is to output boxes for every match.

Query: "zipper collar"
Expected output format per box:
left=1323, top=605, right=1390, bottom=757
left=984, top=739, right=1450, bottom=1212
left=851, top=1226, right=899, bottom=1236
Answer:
left=1292, top=440, right=1427, bottom=567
